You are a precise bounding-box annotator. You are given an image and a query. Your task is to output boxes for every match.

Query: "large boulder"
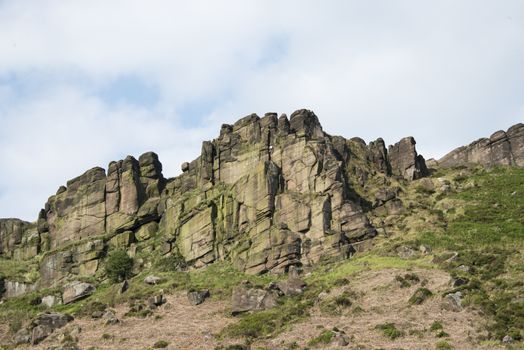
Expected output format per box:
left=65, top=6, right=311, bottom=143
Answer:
left=231, top=282, right=279, bottom=315
left=28, top=312, right=74, bottom=345
left=187, top=289, right=210, bottom=305
left=62, top=281, right=95, bottom=304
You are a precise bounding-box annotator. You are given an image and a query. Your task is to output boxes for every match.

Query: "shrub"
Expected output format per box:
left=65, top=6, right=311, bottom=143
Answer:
left=435, top=340, right=453, bottom=350
left=430, top=321, right=443, bottom=331
left=375, top=322, right=404, bottom=339
left=105, top=250, right=134, bottom=283
left=409, top=288, right=433, bottom=305
left=153, top=340, right=169, bottom=348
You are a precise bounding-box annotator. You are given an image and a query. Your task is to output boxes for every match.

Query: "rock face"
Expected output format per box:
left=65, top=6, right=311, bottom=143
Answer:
left=0, top=110, right=430, bottom=292
left=388, top=137, right=428, bottom=180
left=438, top=123, right=524, bottom=168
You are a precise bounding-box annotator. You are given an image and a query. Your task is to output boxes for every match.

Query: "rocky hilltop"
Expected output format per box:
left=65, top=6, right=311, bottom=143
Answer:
left=0, top=109, right=431, bottom=295
left=438, top=123, right=524, bottom=168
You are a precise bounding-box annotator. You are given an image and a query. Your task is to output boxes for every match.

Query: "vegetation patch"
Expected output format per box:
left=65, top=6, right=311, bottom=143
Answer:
left=375, top=322, right=404, bottom=339
left=222, top=298, right=311, bottom=339
left=153, top=340, right=169, bottom=348
left=105, top=250, right=134, bottom=282
left=307, top=330, right=335, bottom=347
left=395, top=273, right=420, bottom=288
left=408, top=288, right=432, bottom=305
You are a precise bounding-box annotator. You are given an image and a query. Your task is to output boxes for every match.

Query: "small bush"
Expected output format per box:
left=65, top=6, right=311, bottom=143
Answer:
left=375, top=322, right=404, bottom=339
left=436, top=330, right=449, bottom=338
left=155, top=250, right=187, bottom=272
left=307, top=330, right=335, bottom=347
left=395, top=273, right=420, bottom=288
left=435, top=340, right=453, bottom=349
left=105, top=250, right=134, bottom=283
left=409, top=288, right=433, bottom=305
left=430, top=321, right=443, bottom=331
left=319, top=291, right=352, bottom=315
left=153, top=340, right=169, bottom=348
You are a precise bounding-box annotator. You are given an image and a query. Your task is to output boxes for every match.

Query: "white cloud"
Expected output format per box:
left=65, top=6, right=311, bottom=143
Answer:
left=0, top=0, right=523, bottom=220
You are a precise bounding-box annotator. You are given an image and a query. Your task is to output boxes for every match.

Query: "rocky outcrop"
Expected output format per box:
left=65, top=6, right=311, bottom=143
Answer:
left=0, top=218, right=39, bottom=260
left=388, top=137, right=428, bottom=180
left=438, top=123, right=524, bottom=168
left=0, top=109, right=430, bottom=292
left=15, top=312, right=74, bottom=345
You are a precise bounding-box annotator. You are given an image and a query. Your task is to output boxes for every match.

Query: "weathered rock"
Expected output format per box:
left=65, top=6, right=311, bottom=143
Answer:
left=14, top=328, right=31, bottom=345
left=442, top=291, right=462, bottom=312
left=231, top=282, right=279, bottom=315
left=29, top=312, right=74, bottom=345
left=41, top=294, right=62, bottom=308
left=187, top=289, right=210, bottom=305
left=439, top=123, right=524, bottom=168
left=144, top=275, right=162, bottom=285
left=1, top=109, right=436, bottom=294
left=119, top=280, right=129, bottom=294
left=388, top=137, right=428, bottom=180
left=276, top=276, right=307, bottom=296
left=102, top=310, right=119, bottom=325
left=148, top=292, right=166, bottom=308
left=62, top=281, right=95, bottom=304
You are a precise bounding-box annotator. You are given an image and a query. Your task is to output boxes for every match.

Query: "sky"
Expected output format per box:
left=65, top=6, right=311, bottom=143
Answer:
left=0, top=1, right=523, bottom=221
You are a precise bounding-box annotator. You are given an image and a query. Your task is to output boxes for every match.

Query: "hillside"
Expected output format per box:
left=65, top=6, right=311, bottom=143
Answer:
left=0, top=111, right=523, bottom=350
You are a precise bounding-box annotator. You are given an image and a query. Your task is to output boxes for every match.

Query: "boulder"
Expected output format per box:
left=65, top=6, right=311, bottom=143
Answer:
left=148, top=292, right=167, bottom=309
left=29, top=312, right=74, bottom=345
left=41, top=294, right=61, bottom=308
left=442, top=291, right=462, bottom=312
left=231, top=282, right=279, bottom=315
left=187, top=289, right=210, bottom=305
left=276, top=277, right=307, bottom=296
left=14, top=328, right=31, bottom=345
left=62, top=281, right=95, bottom=304
left=144, top=275, right=162, bottom=285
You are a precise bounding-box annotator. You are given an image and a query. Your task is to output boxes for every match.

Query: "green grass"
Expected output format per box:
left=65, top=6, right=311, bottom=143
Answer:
left=408, top=287, right=433, bottom=305
left=0, top=258, right=39, bottom=282
left=375, top=322, right=404, bottom=339
left=307, top=330, right=335, bottom=347
left=415, top=167, right=524, bottom=341
left=435, top=340, right=454, bottom=350
left=420, top=167, right=524, bottom=250
left=221, top=297, right=311, bottom=339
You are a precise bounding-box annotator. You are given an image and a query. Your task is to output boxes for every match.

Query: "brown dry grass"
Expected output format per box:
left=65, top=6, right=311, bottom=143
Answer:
left=14, top=292, right=233, bottom=350
left=6, top=268, right=506, bottom=350
left=253, top=268, right=503, bottom=350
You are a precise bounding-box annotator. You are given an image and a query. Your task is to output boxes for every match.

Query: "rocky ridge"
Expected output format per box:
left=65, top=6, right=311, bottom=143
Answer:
left=438, top=123, right=524, bottom=168
left=2, top=109, right=431, bottom=296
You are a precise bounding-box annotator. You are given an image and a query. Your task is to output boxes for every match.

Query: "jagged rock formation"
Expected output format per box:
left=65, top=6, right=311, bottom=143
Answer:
left=438, top=123, right=524, bottom=168
left=0, top=109, right=428, bottom=295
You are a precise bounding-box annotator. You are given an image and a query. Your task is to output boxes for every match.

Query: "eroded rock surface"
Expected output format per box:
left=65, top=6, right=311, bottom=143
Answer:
left=0, top=110, right=430, bottom=292
left=438, top=123, right=524, bottom=168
